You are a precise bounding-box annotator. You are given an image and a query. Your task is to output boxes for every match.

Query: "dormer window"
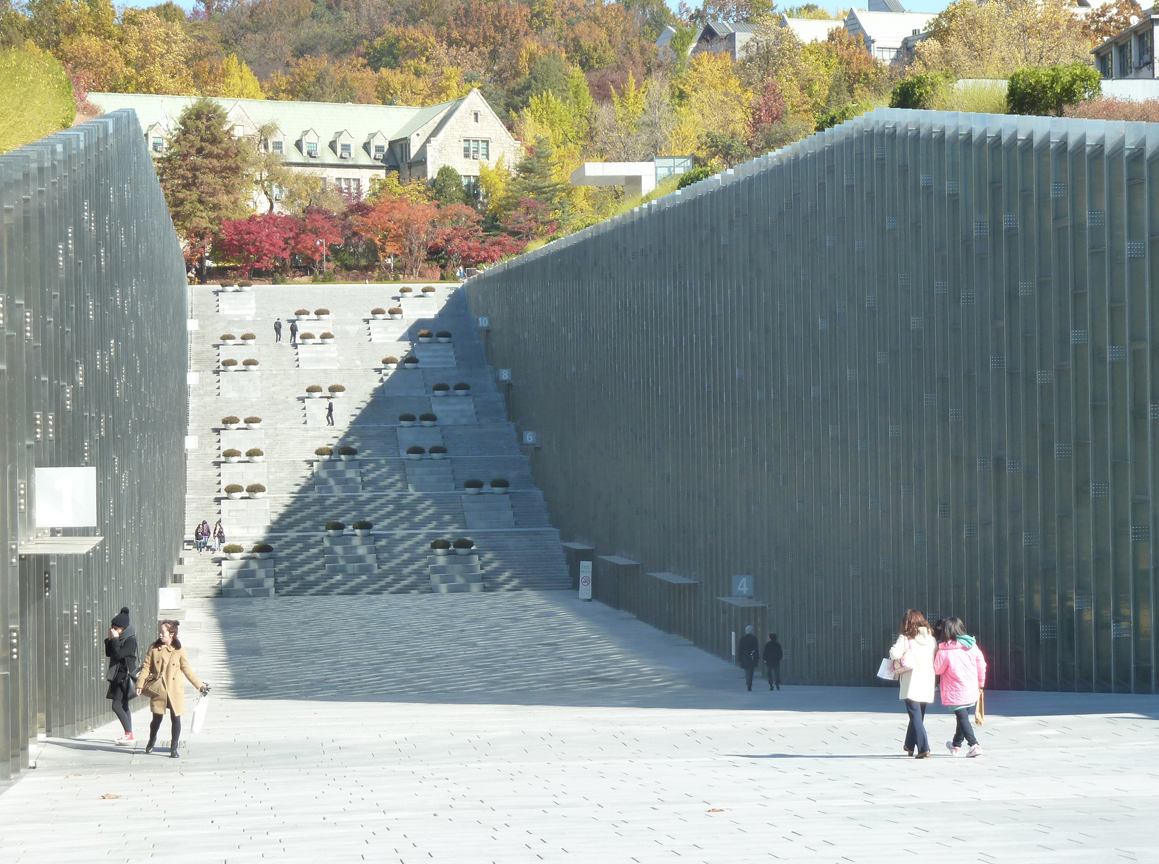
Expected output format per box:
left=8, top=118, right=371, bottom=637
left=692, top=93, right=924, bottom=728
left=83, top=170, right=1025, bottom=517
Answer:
left=152, top=137, right=164, bottom=153
left=306, top=141, right=319, bottom=157
left=340, top=143, right=352, bottom=158
left=374, top=144, right=385, bottom=160
left=233, top=125, right=245, bottom=137
left=272, top=140, right=283, bottom=154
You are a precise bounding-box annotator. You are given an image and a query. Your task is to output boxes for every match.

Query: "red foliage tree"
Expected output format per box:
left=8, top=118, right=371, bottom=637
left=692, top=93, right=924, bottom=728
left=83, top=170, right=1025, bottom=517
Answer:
left=500, top=198, right=558, bottom=242
left=293, top=208, right=345, bottom=272
left=215, top=213, right=297, bottom=276
left=746, top=78, right=786, bottom=152
left=352, top=197, right=441, bottom=277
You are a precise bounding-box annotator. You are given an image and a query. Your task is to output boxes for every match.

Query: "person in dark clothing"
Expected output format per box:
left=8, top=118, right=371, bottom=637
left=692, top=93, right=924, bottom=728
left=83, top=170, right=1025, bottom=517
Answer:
left=104, top=607, right=138, bottom=745
left=326, top=398, right=335, bottom=426
left=273, top=318, right=282, bottom=343
left=289, top=319, right=298, bottom=347
left=737, top=625, right=760, bottom=691
left=764, top=633, right=784, bottom=690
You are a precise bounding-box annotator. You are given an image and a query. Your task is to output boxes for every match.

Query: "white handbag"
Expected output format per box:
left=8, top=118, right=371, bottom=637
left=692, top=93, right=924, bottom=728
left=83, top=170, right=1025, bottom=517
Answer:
left=876, top=657, right=898, bottom=681
left=191, top=693, right=210, bottom=734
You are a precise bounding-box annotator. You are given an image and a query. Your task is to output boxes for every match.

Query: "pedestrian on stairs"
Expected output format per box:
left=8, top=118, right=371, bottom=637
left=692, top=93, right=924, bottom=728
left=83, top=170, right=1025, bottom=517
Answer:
left=105, top=606, right=138, bottom=746
left=326, top=398, right=335, bottom=426
left=213, top=520, right=225, bottom=551
left=274, top=318, right=282, bottom=343
left=763, top=633, right=783, bottom=690
left=136, top=620, right=208, bottom=760
left=738, top=625, right=760, bottom=691
left=289, top=319, right=298, bottom=347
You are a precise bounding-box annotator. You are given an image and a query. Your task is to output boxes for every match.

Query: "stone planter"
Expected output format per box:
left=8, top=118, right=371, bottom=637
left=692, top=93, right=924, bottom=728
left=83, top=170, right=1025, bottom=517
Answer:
left=222, top=286, right=238, bottom=293
left=221, top=339, right=236, bottom=346
left=437, top=337, right=451, bottom=344
left=454, top=390, right=469, bottom=397
left=383, top=364, right=397, bottom=372
left=455, top=547, right=472, bottom=556
left=433, top=391, right=448, bottom=398
left=226, top=491, right=242, bottom=499
left=389, top=312, right=403, bottom=320
left=316, top=314, right=331, bottom=320
left=399, top=420, right=415, bottom=427
left=421, top=420, right=436, bottom=428
left=407, top=452, right=423, bottom=461
left=422, top=289, right=437, bottom=297
left=418, top=337, right=432, bottom=344
left=249, top=455, right=265, bottom=463
left=464, top=487, right=481, bottom=495
left=354, top=529, right=371, bottom=537
left=321, top=337, right=335, bottom=344
left=223, top=456, right=239, bottom=464
left=327, top=529, right=343, bottom=537
left=245, top=421, right=261, bottom=430
left=316, top=454, right=330, bottom=462
left=223, top=422, right=239, bottom=430
left=308, top=391, right=322, bottom=399
left=433, top=548, right=449, bottom=557
left=371, top=313, right=385, bottom=320
left=329, top=391, right=344, bottom=399
left=492, top=486, right=508, bottom=495
left=250, top=491, right=267, bottom=499
left=239, top=284, right=254, bottom=292
left=226, top=551, right=243, bottom=559
left=340, top=454, right=355, bottom=461
left=223, top=365, right=238, bottom=372
left=430, top=452, right=446, bottom=460
left=241, top=338, right=256, bottom=346
left=403, top=362, right=419, bottom=370
left=246, top=364, right=260, bottom=372
left=255, top=551, right=272, bottom=560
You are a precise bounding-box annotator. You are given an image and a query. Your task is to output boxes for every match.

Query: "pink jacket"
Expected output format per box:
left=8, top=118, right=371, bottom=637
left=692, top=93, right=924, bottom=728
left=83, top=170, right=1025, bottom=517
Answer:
left=933, top=639, right=987, bottom=707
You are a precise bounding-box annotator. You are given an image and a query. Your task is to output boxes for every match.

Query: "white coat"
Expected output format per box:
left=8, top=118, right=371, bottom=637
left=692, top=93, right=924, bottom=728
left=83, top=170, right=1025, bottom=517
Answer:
left=889, top=628, right=936, bottom=703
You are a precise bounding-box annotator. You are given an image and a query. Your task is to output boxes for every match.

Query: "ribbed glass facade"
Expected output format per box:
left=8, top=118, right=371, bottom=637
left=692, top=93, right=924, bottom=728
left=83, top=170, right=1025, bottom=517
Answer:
left=0, top=110, right=188, bottom=781
left=467, top=109, right=1159, bottom=693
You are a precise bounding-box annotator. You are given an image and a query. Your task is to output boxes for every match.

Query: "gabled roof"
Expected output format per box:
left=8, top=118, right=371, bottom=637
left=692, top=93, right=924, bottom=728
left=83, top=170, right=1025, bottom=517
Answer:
left=845, top=10, right=935, bottom=47
left=389, top=97, right=465, bottom=142
left=701, top=20, right=757, bottom=39
left=869, top=0, right=906, bottom=12
left=781, top=16, right=844, bottom=43
left=1092, top=7, right=1159, bottom=51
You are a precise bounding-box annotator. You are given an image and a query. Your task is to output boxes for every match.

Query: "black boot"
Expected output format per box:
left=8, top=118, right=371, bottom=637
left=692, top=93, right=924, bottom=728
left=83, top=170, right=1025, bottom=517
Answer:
left=146, top=713, right=162, bottom=754
left=169, top=716, right=181, bottom=759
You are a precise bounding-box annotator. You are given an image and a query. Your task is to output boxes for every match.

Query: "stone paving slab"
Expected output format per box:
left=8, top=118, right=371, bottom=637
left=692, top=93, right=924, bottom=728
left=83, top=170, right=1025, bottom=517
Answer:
left=1, top=593, right=1157, bottom=863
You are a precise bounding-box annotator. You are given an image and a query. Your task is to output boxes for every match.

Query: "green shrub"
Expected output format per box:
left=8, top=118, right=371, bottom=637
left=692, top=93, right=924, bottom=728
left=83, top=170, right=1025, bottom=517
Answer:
left=245, top=483, right=265, bottom=494
left=677, top=165, right=715, bottom=189
left=891, top=72, right=954, bottom=110
left=337, top=445, right=357, bottom=455
left=452, top=537, right=474, bottom=549
left=464, top=479, right=484, bottom=489
left=315, top=446, right=333, bottom=456
left=0, top=47, right=75, bottom=155
left=1007, top=64, right=1101, bottom=117
left=224, top=484, right=243, bottom=493
left=816, top=102, right=874, bottom=133
left=353, top=520, right=373, bottom=530
left=223, top=543, right=244, bottom=553
left=325, top=521, right=345, bottom=531
left=490, top=477, right=510, bottom=488
left=430, top=538, right=451, bottom=550
left=252, top=543, right=273, bottom=553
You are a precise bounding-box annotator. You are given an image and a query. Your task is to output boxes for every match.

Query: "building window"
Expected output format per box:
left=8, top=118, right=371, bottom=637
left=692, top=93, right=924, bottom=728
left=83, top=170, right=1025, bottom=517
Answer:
left=272, top=140, right=283, bottom=154
left=398, top=140, right=411, bottom=162
left=1119, top=41, right=1131, bottom=77
left=340, top=142, right=352, bottom=158
left=1099, top=51, right=1112, bottom=79
left=463, top=139, right=490, bottom=160
left=374, top=144, right=385, bottom=161
left=1139, top=29, right=1153, bottom=67
left=274, top=185, right=285, bottom=202
left=473, top=112, right=479, bottom=122
left=306, top=141, right=318, bottom=157
left=152, top=137, right=164, bottom=153
left=233, top=124, right=245, bottom=136
left=462, top=175, right=479, bottom=197
left=337, top=178, right=361, bottom=200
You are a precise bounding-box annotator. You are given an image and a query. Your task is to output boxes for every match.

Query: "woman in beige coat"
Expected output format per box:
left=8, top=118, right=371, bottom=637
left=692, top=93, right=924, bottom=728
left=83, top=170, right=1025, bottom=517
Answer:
left=135, top=620, right=207, bottom=759
left=889, top=609, right=937, bottom=758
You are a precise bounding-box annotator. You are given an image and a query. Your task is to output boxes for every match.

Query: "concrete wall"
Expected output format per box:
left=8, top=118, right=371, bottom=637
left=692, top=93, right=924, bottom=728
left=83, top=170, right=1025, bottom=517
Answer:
left=466, top=108, right=1159, bottom=694
left=0, top=110, right=189, bottom=781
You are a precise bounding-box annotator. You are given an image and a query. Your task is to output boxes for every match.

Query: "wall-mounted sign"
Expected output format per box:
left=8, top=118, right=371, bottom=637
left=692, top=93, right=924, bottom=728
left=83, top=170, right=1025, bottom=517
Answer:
left=731, top=574, right=753, bottom=597
left=35, top=467, right=98, bottom=528
left=522, top=430, right=540, bottom=447
left=498, top=368, right=512, bottom=382
left=578, top=560, right=592, bottom=600
left=477, top=316, right=490, bottom=329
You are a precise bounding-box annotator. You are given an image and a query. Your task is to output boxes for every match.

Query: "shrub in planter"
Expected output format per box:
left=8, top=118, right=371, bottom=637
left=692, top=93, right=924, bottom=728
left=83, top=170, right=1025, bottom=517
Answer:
left=222, top=449, right=241, bottom=461
left=315, top=446, right=333, bottom=458
left=382, top=356, right=399, bottom=370
left=432, top=382, right=450, bottom=395
left=419, top=412, right=437, bottom=426
left=453, top=382, right=470, bottom=394
left=371, top=308, right=386, bottom=317
left=252, top=542, right=273, bottom=554
left=452, top=537, right=474, bottom=555
left=406, top=445, right=426, bottom=460
left=306, top=384, right=323, bottom=397
left=222, top=415, right=241, bottom=427
left=300, top=332, right=316, bottom=341
left=224, top=485, right=244, bottom=499
left=399, top=286, right=414, bottom=294
left=295, top=308, right=310, bottom=317
left=320, top=332, right=335, bottom=340
left=239, top=280, right=253, bottom=288
left=219, top=282, right=235, bottom=289
left=429, top=445, right=447, bottom=460
left=314, top=308, right=330, bottom=316
left=416, top=329, right=433, bottom=342
left=246, top=448, right=265, bottom=461
left=436, top=331, right=452, bottom=342
left=388, top=307, right=403, bottom=318
left=325, top=521, right=345, bottom=534
left=353, top=520, right=372, bottom=535
left=463, top=479, right=484, bottom=495
left=490, top=477, right=510, bottom=494
left=246, top=483, right=267, bottom=497
left=220, top=333, right=236, bottom=343
left=244, top=416, right=261, bottom=426
left=221, top=358, right=238, bottom=369
left=223, top=543, right=245, bottom=555
left=328, top=384, right=345, bottom=394
left=243, top=358, right=259, bottom=369
left=402, top=355, right=419, bottom=366
left=422, top=286, right=437, bottom=294
left=338, top=445, right=357, bottom=459
left=399, top=413, right=416, bottom=426
left=430, top=538, right=451, bottom=555
left=241, top=332, right=257, bottom=341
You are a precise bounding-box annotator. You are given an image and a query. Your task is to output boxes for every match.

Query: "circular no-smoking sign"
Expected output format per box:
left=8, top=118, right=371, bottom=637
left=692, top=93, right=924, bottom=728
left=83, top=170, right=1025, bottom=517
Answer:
left=580, top=574, right=591, bottom=586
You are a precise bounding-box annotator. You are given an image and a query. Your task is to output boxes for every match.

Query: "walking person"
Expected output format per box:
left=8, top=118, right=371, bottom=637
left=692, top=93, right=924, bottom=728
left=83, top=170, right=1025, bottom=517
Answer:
left=737, top=625, right=760, bottom=691
left=889, top=609, right=937, bottom=758
left=763, top=633, right=783, bottom=690
left=212, top=520, right=225, bottom=552
left=289, top=318, right=298, bottom=347
left=273, top=318, right=282, bottom=343
left=105, top=607, right=138, bottom=746
left=199, top=520, right=211, bottom=553
left=136, top=620, right=208, bottom=759
left=326, top=398, right=335, bottom=426
left=934, top=616, right=987, bottom=758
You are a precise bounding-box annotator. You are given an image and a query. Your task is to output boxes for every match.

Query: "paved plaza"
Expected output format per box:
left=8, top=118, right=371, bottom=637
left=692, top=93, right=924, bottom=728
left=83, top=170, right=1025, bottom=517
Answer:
left=1, top=592, right=1157, bottom=863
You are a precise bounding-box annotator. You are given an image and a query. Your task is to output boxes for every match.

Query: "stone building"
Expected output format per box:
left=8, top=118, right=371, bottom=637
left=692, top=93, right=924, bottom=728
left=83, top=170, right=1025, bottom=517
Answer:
left=89, top=89, right=521, bottom=206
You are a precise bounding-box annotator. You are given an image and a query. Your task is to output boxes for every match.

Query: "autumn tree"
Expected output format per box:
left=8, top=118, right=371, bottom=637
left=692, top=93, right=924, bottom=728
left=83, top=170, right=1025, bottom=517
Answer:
left=354, top=197, right=441, bottom=277
left=157, top=99, right=248, bottom=282
left=215, top=213, right=296, bottom=275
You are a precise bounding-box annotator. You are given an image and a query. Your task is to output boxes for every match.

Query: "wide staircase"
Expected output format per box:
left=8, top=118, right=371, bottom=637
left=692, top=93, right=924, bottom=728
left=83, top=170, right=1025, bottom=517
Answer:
left=178, top=283, right=571, bottom=598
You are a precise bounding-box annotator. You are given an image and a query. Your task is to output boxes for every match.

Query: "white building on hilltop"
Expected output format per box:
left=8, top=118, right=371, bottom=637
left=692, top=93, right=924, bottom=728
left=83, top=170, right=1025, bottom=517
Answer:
left=89, top=90, right=520, bottom=203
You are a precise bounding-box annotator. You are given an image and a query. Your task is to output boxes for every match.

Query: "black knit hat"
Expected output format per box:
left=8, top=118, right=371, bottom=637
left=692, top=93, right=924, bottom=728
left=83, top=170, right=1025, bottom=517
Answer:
left=111, top=607, right=130, bottom=629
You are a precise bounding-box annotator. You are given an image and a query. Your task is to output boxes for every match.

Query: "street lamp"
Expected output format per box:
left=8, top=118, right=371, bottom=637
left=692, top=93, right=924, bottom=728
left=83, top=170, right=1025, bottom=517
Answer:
left=316, top=238, right=327, bottom=274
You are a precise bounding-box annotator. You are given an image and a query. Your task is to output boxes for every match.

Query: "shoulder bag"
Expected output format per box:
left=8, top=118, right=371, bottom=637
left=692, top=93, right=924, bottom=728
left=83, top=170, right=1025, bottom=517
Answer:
left=974, top=689, right=985, bottom=726
left=890, top=636, right=914, bottom=675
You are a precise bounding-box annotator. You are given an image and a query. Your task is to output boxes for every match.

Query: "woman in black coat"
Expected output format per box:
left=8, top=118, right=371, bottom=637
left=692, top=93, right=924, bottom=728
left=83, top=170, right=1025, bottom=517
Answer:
left=104, top=606, right=138, bottom=746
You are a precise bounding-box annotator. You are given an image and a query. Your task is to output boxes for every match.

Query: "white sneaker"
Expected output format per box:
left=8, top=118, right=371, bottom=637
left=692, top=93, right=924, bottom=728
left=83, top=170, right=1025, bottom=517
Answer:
left=945, top=741, right=960, bottom=756
left=967, top=744, right=983, bottom=758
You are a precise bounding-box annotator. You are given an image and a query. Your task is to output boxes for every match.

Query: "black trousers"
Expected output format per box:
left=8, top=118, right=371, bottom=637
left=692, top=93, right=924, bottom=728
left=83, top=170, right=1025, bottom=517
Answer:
left=149, top=702, right=182, bottom=750
left=274, top=328, right=281, bottom=342
left=743, top=666, right=755, bottom=690
left=108, top=682, right=132, bottom=732
left=766, top=662, right=781, bottom=689
left=952, top=707, right=979, bottom=747
left=903, top=699, right=930, bottom=754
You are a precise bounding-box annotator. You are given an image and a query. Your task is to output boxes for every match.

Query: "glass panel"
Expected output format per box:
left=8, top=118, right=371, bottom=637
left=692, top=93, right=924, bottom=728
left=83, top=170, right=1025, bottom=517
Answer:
left=463, top=140, right=471, bottom=158
left=481, top=140, right=489, bottom=160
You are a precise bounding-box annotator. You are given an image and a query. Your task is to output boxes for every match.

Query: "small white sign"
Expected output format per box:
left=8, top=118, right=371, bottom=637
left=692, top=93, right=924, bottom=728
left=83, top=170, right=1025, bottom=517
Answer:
left=35, top=467, right=98, bottom=528
left=477, top=316, right=490, bottom=329
left=498, top=368, right=512, bottom=382
left=732, top=574, right=753, bottom=597
left=522, top=430, right=539, bottom=447
left=578, top=560, right=592, bottom=601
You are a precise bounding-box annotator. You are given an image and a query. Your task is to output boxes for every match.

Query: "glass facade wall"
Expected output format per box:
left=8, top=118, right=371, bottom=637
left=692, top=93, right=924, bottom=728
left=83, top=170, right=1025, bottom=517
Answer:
left=0, top=110, right=189, bottom=782
left=466, top=109, right=1159, bottom=693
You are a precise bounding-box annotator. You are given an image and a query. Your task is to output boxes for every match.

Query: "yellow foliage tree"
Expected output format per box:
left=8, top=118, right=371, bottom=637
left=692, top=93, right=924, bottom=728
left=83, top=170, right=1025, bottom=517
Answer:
left=0, top=43, right=76, bottom=154
left=477, top=155, right=511, bottom=219
left=670, top=52, right=751, bottom=157
left=117, top=9, right=193, bottom=94
left=195, top=54, right=264, bottom=99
